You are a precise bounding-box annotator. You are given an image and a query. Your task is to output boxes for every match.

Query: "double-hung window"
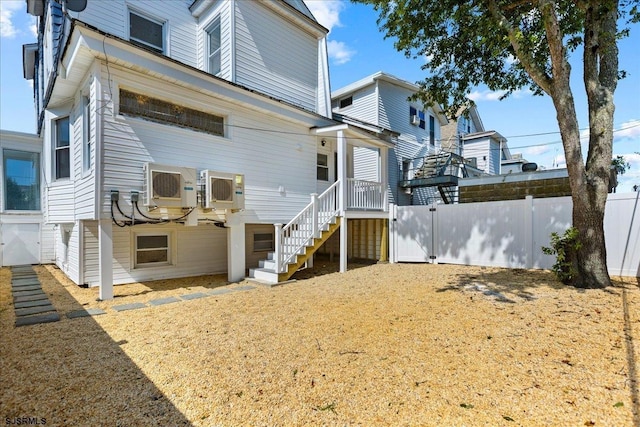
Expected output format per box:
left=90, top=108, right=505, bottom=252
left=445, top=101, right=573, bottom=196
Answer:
left=129, top=10, right=164, bottom=53
left=207, top=17, right=221, bottom=75
left=3, top=149, right=40, bottom=211
left=54, top=117, right=70, bottom=180
left=317, top=153, right=329, bottom=181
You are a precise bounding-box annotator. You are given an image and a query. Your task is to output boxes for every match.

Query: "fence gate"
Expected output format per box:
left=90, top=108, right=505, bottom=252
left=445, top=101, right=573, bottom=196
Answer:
left=394, top=205, right=435, bottom=262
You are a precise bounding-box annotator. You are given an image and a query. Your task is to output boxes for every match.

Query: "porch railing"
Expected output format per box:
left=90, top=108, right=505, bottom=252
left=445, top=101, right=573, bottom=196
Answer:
left=347, top=178, right=385, bottom=210
left=274, top=180, right=340, bottom=274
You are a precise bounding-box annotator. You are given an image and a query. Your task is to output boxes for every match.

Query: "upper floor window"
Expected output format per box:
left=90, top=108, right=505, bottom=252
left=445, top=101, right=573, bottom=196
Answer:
left=339, top=96, right=353, bottom=109
left=207, top=17, right=221, bottom=75
left=119, top=89, right=225, bottom=137
left=429, top=115, right=435, bottom=146
left=54, top=117, right=70, bottom=180
left=409, top=106, right=426, bottom=129
left=129, top=10, right=165, bottom=53
left=3, top=149, right=40, bottom=211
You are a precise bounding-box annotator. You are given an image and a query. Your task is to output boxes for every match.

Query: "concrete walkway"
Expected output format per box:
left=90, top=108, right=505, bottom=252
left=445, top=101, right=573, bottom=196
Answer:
left=11, top=265, right=60, bottom=327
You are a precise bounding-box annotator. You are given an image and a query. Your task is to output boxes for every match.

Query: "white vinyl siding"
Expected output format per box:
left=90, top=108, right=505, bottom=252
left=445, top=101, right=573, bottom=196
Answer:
left=234, top=1, right=318, bottom=112
left=100, top=65, right=318, bottom=224
left=82, top=222, right=227, bottom=286
left=65, top=0, right=197, bottom=67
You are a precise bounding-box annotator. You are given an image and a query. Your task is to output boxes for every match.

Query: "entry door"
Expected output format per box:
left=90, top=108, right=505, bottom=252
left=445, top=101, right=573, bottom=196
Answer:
left=395, top=206, right=434, bottom=262
left=1, top=223, right=40, bottom=266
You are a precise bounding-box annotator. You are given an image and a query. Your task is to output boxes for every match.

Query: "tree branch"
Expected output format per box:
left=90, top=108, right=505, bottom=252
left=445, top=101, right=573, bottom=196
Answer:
left=486, top=0, right=553, bottom=94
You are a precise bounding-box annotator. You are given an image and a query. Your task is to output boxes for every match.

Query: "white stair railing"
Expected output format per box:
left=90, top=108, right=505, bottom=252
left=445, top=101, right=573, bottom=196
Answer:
left=274, top=180, right=340, bottom=274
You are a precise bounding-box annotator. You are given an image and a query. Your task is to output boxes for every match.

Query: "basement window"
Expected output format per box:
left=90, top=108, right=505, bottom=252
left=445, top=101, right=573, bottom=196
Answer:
left=119, top=89, right=225, bottom=137
left=253, top=232, right=274, bottom=252
left=134, top=233, right=172, bottom=268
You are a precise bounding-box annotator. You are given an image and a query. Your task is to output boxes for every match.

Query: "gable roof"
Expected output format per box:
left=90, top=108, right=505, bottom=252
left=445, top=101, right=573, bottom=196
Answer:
left=281, top=0, right=317, bottom=21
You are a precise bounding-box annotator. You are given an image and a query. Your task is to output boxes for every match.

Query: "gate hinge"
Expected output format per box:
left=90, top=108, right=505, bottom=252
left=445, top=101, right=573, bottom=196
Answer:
left=429, top=255, right=436, bottom=260
left=429, top=207, right=436, bottom=212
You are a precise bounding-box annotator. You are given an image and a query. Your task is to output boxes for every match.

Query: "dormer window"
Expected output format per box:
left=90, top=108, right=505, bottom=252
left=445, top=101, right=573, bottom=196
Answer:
left=207, top=17, right=221, bottom=75
left=129, top=10, right=165, bottom=53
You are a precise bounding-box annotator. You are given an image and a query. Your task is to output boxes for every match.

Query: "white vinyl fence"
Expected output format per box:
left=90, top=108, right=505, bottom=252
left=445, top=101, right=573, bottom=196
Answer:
left=390, top=192, right=640, bottom=278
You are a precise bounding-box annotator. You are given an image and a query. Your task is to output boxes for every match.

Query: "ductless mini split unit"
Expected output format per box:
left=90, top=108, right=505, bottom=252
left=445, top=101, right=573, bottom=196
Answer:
left=143, top=163, right=197, bottom=208
left=200, top=170, right=245, bottom=210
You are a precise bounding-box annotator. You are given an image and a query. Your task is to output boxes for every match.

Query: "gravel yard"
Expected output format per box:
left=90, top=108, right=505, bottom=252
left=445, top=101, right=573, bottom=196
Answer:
left=1, top=261, right=638, bottom=426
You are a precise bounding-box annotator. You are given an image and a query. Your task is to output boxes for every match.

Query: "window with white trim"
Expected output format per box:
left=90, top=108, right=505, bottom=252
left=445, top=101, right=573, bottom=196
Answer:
left=207, top=16, right=221, bottom=75
left=253, top=232, right=274, bottom=252
left=129, top=10, right=165, bottom=53
left=82, top=95, right=92, bottom=172
left=134, top=233, right=172, bottom=268
left=54, top=116, right=70, bottom=180
left=317, top=153, right=329, bottom=181
left=3, top=149, right=40, bottom=211
left=429, top=115, right=435, bottom=146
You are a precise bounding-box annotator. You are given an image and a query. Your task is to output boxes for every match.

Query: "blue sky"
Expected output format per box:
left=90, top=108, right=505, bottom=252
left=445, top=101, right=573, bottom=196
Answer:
left=1, top=0, right=639, bottom=191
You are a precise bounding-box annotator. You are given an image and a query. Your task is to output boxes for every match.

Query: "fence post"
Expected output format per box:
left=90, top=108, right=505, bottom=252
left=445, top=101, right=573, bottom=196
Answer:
left=524, top=195, right=534, bottom=269
left=311, top=193, right=319, bottom=239
left=274, top=223, right=282, bottom=273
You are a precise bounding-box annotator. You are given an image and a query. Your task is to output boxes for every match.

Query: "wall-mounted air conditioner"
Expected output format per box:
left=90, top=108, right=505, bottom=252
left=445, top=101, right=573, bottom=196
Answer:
left=200, top=170, right=245, bottom=210
left=410, top=115, right=420, bottom=125
left=143, top=163, right=197, bottom=207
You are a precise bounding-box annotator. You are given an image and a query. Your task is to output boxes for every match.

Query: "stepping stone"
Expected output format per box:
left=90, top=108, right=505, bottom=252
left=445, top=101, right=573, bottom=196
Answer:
left=11, top=273, right=37, bottom=279
left=13, top=293, right=48, bottom=304
left=15, top=304, right=56, bottom=317
left=112, top=303, right=147, bottom=312
left=179, top=292, right=208, bottom=301
left=208, top=288, right=233, bottom=296
left=234, top=285, right=256, bottom=292
left=11, top=277, right=40, bottom=287
left=11, top=284, right=42, bottom=292
left=67, top=308, right=106, bottom=319
left=16, top=313, right=60, bottom=327
left=14, top=299, right=53, bottom=309
left=12, top=289, right=47, bottom=298
left=148, top=296, right=181, bottom=306
left=12, top=266, right=35, bottom=274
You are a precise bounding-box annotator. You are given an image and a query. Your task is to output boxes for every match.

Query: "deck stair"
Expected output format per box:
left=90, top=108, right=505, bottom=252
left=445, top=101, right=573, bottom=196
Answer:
left=249, top=181, right=341, bottom=284
left=399, top=152, right=469, bottom=204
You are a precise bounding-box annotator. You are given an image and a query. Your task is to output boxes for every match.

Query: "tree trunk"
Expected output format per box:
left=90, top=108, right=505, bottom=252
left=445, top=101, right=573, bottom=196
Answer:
left=543, top=2, right=616, bottom=288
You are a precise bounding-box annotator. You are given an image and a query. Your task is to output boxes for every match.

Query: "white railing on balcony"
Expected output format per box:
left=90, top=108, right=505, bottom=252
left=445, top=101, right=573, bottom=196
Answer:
left=274, top=180, right=340, bottom=274
left=347, top=178, right=386, bottom=210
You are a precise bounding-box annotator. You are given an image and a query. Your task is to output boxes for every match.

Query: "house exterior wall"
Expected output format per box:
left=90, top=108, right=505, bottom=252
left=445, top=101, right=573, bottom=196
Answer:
left=234, top=1, right=320, bottom=112
left=80, top=221, right=228, bottom=286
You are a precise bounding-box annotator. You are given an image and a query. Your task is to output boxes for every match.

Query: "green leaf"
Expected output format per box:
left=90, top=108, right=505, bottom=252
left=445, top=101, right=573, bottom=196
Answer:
left=460, top=403, right=474, bottom=409
left=613, top=401, right=624, bottom=407
left=503, top=415, right=515, bottom=421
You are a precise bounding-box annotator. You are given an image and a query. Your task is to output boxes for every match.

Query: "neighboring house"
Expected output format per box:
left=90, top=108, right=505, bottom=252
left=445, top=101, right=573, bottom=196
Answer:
left=461, top=130, right=511, bottom=175
left=22, top=0, right=392, bottom=298
left=332, top=71, right=449, bottom=206
left=0, top=130, right=55, bottom=266
left=440, top=104, right=485, bottom=155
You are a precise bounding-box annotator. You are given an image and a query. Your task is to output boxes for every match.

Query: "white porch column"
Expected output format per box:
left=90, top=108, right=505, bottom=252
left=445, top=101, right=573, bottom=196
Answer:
left=226, top=213, right=246, bottom=282
left=379, top=146, right=389, bottom=209
left=337, top=130, right=348, bottom=273
left=98, top=219, right=113, bottom=301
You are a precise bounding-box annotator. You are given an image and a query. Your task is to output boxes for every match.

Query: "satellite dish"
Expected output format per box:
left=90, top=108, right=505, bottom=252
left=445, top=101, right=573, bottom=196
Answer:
left=65, top=0, right=87, bottom=12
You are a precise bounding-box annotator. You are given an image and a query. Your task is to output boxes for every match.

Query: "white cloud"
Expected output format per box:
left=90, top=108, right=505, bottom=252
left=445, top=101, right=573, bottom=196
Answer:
left=614, top=118, right=640, bottom=141
left=327, top=39, right=355, bottom=65
left=306, top=0, right=345, bottom=32
left=468, top=88, right=532, bottom=102
left=524, top=145, right=553, bottom=156
left=0, top=1, right=23, bottom=39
